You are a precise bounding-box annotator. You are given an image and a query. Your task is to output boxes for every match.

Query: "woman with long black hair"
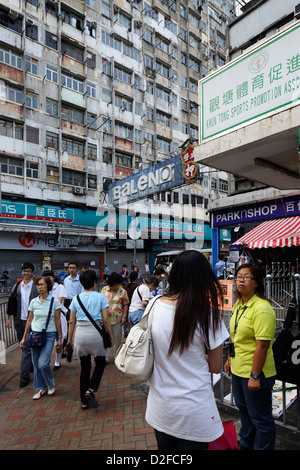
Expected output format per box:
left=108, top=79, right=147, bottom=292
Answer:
left=145, top=250, right=229, bottom=450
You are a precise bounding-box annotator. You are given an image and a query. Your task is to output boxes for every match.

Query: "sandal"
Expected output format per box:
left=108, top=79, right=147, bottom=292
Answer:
left=81, top=403, right=88, bottom=410
left=33, top=388, right=47, bottom=400
left=84, top=389, right=98, bottom=408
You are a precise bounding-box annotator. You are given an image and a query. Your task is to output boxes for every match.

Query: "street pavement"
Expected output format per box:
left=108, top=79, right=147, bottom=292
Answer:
left=1, top=343, right=300, bottom=452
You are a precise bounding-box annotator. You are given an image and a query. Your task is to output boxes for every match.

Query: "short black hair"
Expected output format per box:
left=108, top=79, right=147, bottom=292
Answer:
left=21, top=262, right=34, bottom=272
left=68, top=261, right=78, bottom=267
left=154, top=268, right=165, bottom=275
left=79, top=270, right=97, bottom=289
left=42, top=270, right=55, bottom=278
left=107, top=272, right=122, bottom=286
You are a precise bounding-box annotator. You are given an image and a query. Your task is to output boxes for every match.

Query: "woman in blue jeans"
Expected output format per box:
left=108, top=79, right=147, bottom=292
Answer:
left=21, top=277, right=62, bottom=400
left=224, top=264, right=277, bottom=450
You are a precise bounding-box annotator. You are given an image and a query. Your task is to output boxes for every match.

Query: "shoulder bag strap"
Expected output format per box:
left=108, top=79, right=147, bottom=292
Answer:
left=139, top=295, right=162, bottom=331
left=137, top=286, right=143, bottom=302
left=45, top=297, right=54, bottom=331
left=283, top=297, right=297, bottom=330
left=76, top=294, right=103, bottom=336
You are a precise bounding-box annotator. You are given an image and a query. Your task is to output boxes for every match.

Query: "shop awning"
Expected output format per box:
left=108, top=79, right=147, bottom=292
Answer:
left=233, top=216, right=300, bottom=249
left=0, top=224, right=56, bottom=234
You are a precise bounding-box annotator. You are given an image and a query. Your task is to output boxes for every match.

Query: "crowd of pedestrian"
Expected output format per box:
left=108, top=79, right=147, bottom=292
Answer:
left=4, top=252, right=278, bottom=450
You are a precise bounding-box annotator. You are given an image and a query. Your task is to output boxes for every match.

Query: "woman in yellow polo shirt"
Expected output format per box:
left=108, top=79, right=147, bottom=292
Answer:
left=224, top=263, right=276, bottom=450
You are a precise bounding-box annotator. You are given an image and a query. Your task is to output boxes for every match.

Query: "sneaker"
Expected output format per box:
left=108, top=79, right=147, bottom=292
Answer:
left=33, top=389, right=47, bottom=400
left=47, top=386, right=55, bottom=396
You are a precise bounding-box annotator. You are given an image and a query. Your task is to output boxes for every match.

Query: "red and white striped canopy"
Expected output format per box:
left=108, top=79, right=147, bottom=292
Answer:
left=233, top=216, right=300, bottom=249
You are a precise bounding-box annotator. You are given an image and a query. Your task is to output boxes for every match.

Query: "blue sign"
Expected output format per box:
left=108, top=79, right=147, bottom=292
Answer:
left=109, top=154, right=186, bottom=205
left=212, top=195, right=300, bottom=227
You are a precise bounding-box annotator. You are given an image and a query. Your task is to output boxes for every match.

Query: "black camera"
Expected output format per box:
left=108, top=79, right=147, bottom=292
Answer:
left=229, top=342, right=235, bottom=357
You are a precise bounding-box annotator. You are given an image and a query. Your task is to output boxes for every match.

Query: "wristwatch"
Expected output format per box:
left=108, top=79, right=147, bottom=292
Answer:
left=250, top=372, right=261, bottom=380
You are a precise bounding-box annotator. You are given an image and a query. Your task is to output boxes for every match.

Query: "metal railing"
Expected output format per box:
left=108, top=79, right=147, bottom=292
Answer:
left=0, top=298, right=18, bottom=351
left=215, top=267, right=300, bottom=433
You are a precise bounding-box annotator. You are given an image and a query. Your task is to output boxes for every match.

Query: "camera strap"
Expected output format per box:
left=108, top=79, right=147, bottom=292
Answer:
left=233, top=305, right=248, bottom=339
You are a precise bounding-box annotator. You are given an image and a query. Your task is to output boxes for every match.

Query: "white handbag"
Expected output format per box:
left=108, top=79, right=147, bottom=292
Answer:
left=114, top=296, right=161, bottom=380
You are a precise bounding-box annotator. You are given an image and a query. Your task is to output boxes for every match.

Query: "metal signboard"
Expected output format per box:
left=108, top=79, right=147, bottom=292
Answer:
left=199, top=22, right=300, bottom=141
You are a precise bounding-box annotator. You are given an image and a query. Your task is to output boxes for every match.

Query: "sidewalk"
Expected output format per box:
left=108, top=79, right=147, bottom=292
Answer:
left=0, top=343, right=299, bottom=451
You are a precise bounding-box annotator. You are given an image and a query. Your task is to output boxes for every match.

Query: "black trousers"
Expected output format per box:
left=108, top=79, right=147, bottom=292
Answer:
left=79, top=355, right=106, bottom=404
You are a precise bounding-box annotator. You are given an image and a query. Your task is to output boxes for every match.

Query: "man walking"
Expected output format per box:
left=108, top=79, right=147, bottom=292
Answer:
left=6, top=262, right=38, bottom=388
left=63, top=261, right=84, bottom=314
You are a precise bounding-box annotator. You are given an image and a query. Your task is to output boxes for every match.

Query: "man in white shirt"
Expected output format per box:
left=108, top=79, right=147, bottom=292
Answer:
left=128, top=276, right=158, bottom=327
left=63, top=261, right=84, bottom=314
left=6, top=263, right=38, bottom=388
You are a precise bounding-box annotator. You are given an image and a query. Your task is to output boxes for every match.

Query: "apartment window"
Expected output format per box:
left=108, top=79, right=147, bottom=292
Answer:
left=114, top=11, right=131, bottom=30
left=189, top=57, right=200, bottom=72
left=115, top=122, right=133, bottom=140
left=26, top=126, right=39, bottom=144
left=87, top=112, right=97, bottom=128
left=146, top=81, right=154, bottom=95
left=180, top=52, right=187, bottom=65
left=219, top=179, right=228, bottom=191
left=0, top=48, right=22, bottom=69
left=115, top=152, right=132, bottom=167
left=114, top=66, right=131, bottom=85
left=180, top=5, right=187, bottom=18
left=61, top=8, right=84, bottom=30
left=156, top=87, right=170, bottom=103
left=182, top=122, right=188, bottom=134
left=46, top=131, right=59, bottom=149
left=134, top=74, right=142, bottom=90
left=87, top=143, right=97, bottom=160
left=181, top=98, right=188, bottom=111
left=189, top=13, right=200, bottom=29
left=0, top=156, right=23, bottom=176
left=86, top=0, right=96, bottom=7
left=26, top=161, right=39, bottom=179
left=191, top=102, right=199, bottom=116
left=179, top=28, right=187, bottom=42
left=45, top=31, right=58, bottom=50
left=190, top=35, right=200, bottom=51
left=86, top=21, right=96, bottom=38
left=25, top=56, right=38, bottom=75
left=61, top=39, right=84, bottom=62
left=6, top=86, right=22, bottom=105
left=217, top=33, right=226, bottom=48
left=102, top=88, right=112, bottom=103
left=62, top=105, right=84, bottom=125
left=135, top=102, right=143, bottom=116
left=26, top=23, right=38, bottom=41
left=61, top=74, right=84, bottom=93
left=62, top=169, right=85, bottom=187
left=190, top=125, right=199, bottom=140
left=134, top=129, right=142, bottom=143
left=88, top=175, right=97, bottom=189
left=145, top=29, right=153, bottom=44
left=144, top=2, right=158, bottom=21
left=87, top=82, right=96, bottom=98
left=102, top=58, right=111, bottom=76
left=115, top=94, right=133, bottom=112
left=101, top=117, right=111, bottom=133
left=189, top=79, right=198, bottom=94
left=86, top=51, right=96, bottom=68
left=46, top=64, right=58, bottom=82
left=0, top=119, right=23, bottom=140
left=103, top=148, right=112, bottom=164
left=156, top=111, right=171, bottom=127
left=101, top=1, right=111, bottom=18
left=156, top=61, right=170, bottom=79
left=62, top=137, right=85, bottom=156
left=155, top=37, right=169, bottom=54
left=146, top=107, right=153, bottom=120
left=146, top=133, right=154, bottom=143
left=164, top=18, right=177, bottom=35
left=47, top=165, right=59, bottom=183
left=0, top=8, right=22, bottom=34
left=46, top=98, right=58, bottom=117
left=157, top=137, right=170, bottom=153
left=25, top=92, right=38, bottom=109
left=181, top=75, right=187, bottom=87
left=145, top=55, right=153, bottom=69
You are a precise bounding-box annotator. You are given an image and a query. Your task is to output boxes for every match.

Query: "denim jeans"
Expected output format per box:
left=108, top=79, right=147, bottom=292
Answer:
left=128, top=309, right=144, bottom=328
left=231, top=373, right=276, bottom=450
left=31, top=331, right=56, bottom=390
left=154, top=429, right=208, bottom=451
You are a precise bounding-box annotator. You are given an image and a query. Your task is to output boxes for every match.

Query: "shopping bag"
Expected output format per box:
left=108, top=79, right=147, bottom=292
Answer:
left=207, top=421, right=238, bottom=450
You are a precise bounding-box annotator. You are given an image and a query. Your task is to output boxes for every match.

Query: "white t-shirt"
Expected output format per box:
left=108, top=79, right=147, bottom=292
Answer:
left=129, top=284, right=151, bottom=312
left=21, top=280, right=33, bottom=321
left=146, top=299, right=229, bottom=443
left=51, top=282, right=67, bottom=313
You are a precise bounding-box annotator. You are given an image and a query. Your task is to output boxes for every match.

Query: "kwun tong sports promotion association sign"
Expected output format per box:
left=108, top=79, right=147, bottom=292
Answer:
left=199, top=22, right=300, bottom=141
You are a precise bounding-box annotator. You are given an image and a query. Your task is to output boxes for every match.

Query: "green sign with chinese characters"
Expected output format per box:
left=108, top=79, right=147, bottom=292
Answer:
left=199, top=22, right=300, bottom=141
